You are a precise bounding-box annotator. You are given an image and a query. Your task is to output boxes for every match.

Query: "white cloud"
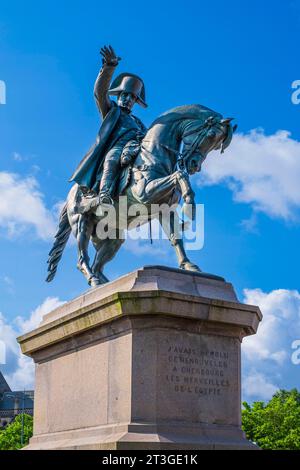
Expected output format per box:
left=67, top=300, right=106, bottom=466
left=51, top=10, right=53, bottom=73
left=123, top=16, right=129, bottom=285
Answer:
left=124, top=237, right=172, bottom=257
left=0, top=312, right=19, bottom=358
left=0, top=171, right=57, bottom=240
left=12, top=152, right=24, bottom=162
left=124, top=220, right=174, bottom=257
left=7, top=353, right=36, bottom=391
left=240, top=213, right=259, bottom=234
left=242, top=371, right=278, bottom=401
left=200, top=129, right=300, bottom=221
left=243, top=288, right=300, bottom=365
left=0, top=297, right=65, bottom=390
left=242, top=287, right=300, bottom=402
left=1, top=275, right=15, bottom=294
left=15, top=297, right=65, bottom=334
left=3, top=276, right=14, bottom=287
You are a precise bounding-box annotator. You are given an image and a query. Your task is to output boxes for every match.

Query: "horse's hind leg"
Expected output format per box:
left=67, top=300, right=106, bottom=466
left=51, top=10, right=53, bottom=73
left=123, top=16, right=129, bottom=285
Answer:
left=159, top=211, right=201, bottom=273
left=77, top=214, right=100, bottom=286
left=67, top=184, right=100, bottom=287
left=91, top=231, right=125, bottom=283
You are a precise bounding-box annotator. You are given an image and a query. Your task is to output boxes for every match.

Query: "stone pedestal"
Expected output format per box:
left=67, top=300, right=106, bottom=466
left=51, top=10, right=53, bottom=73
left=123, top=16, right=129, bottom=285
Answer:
left=18, top=266, right=262, bottom=450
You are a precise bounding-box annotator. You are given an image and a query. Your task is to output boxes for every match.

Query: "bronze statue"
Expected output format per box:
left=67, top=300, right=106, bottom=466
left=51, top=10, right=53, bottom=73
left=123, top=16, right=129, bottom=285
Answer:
left=46, top=45, right=237, bottom=287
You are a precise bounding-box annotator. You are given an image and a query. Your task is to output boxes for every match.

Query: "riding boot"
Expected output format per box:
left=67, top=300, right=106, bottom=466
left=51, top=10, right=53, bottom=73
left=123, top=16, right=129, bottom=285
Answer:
left=99, top=158, right=120, bottom=205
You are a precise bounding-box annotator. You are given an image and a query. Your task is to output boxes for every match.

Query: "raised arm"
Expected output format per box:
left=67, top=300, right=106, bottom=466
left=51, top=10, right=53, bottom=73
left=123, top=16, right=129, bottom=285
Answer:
left=94, top=45, right=121, bottom=119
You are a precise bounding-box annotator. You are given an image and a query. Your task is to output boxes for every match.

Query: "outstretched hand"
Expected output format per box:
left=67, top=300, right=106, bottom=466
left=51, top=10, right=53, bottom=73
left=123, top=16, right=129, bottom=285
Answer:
left=100, top=45, right=121, bottom=66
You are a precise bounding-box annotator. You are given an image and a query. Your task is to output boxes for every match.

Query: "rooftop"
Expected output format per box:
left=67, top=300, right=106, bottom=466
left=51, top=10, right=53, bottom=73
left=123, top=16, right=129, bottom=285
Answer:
left=0, top=371, right=34, bottom=413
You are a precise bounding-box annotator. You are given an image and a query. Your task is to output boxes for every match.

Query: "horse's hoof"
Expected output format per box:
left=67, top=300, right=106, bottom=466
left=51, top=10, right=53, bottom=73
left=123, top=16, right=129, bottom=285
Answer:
left=180, top=262, right=202, bottom=273
left=89, top=276, right=101, bottom=287
left=89, top=272, right=109, bottom=287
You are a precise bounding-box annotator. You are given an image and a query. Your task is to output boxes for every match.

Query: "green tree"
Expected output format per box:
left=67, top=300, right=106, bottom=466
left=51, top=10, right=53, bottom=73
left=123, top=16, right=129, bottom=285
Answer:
left=242, top=389, right=300, bottom=450
left=0, top=414, right=33, bottom=450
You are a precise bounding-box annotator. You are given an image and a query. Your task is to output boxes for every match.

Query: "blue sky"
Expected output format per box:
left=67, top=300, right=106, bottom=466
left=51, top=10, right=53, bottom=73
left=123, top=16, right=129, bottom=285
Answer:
left=0, top=0, right=300, bottom=401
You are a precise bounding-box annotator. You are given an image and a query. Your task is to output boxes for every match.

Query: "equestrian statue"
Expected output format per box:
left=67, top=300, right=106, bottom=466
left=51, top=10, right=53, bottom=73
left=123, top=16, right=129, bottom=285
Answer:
left=46, top=45, right=237, bottom=287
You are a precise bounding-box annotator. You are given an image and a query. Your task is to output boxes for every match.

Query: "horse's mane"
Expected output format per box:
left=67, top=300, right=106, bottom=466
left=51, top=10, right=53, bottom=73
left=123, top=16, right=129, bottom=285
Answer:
left=149, top=104, right=222, bottom=129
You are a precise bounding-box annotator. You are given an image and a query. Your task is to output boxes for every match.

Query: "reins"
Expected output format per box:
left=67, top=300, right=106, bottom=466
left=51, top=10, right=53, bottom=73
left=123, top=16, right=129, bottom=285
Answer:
left=142, top=116, right=220, bottom=174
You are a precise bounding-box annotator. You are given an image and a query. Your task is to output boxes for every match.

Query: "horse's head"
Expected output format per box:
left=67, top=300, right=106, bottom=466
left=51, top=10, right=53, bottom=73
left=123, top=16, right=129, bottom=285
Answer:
left=146, top=104, right=237, bottom=175
left=181, top=116, right=237, bottom=175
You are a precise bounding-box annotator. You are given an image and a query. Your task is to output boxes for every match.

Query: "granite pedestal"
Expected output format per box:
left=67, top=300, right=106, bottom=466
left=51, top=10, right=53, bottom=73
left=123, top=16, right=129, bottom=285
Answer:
left=18, top=266, right=262, bottom=450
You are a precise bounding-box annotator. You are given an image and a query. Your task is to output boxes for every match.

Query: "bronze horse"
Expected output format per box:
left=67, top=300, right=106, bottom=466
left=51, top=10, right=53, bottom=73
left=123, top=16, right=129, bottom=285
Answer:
left=46, top=104, right=236, bottom=287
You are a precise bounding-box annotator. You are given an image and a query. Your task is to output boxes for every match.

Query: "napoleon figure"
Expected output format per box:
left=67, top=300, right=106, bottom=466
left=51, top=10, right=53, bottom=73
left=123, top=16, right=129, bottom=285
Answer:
left=70, top=45, right=147, bottom=205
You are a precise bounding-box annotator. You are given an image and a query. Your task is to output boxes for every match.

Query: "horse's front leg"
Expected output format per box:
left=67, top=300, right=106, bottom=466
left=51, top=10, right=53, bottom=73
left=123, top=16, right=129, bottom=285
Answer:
left=139, top=170, right=196, bottom=219
left=176, top=170, right=196, bottom=220
left=159, top=211, right=201, bottom=273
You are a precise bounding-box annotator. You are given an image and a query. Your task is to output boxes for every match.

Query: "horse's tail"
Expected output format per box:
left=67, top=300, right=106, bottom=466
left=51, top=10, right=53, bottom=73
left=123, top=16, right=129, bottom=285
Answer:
left=46, top=202, right=71, bottom=282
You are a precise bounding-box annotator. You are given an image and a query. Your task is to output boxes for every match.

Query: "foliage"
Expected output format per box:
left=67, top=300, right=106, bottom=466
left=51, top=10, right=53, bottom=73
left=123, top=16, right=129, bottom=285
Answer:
left=242, top=389, right=300, bottom=450
left=0, top=414, right=33, bottom=450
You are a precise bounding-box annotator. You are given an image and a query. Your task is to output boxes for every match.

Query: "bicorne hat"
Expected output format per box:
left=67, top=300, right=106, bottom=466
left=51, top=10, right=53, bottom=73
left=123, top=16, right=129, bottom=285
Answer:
left=108, top=73, right=147, bottom=108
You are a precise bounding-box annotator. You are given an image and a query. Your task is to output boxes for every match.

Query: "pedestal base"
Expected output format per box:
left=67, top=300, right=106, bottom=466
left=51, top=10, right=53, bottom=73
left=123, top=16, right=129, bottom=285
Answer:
left=25, top=422, right=257, bottom=450
left=18, top=266, right=262, bottom=450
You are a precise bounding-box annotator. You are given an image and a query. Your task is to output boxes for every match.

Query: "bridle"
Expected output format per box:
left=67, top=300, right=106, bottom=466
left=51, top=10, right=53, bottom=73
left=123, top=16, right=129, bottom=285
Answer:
left=142, top=115, right=228, bottom=174
left=171, top=116, right=224, bottom=173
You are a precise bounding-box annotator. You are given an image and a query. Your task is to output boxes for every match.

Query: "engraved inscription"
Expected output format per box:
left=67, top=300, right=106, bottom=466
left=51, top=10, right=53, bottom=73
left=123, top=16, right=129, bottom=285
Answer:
left=165, top=345, right=231, bottom=396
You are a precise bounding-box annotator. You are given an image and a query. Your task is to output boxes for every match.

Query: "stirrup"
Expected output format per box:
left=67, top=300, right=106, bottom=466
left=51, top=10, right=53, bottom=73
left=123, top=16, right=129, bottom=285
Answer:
left=99, top=192, right=114, bottom=206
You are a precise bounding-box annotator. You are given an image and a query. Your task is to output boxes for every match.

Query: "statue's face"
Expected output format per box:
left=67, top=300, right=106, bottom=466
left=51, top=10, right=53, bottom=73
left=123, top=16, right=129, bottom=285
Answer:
left=117, top=91, right=137, bottom=111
